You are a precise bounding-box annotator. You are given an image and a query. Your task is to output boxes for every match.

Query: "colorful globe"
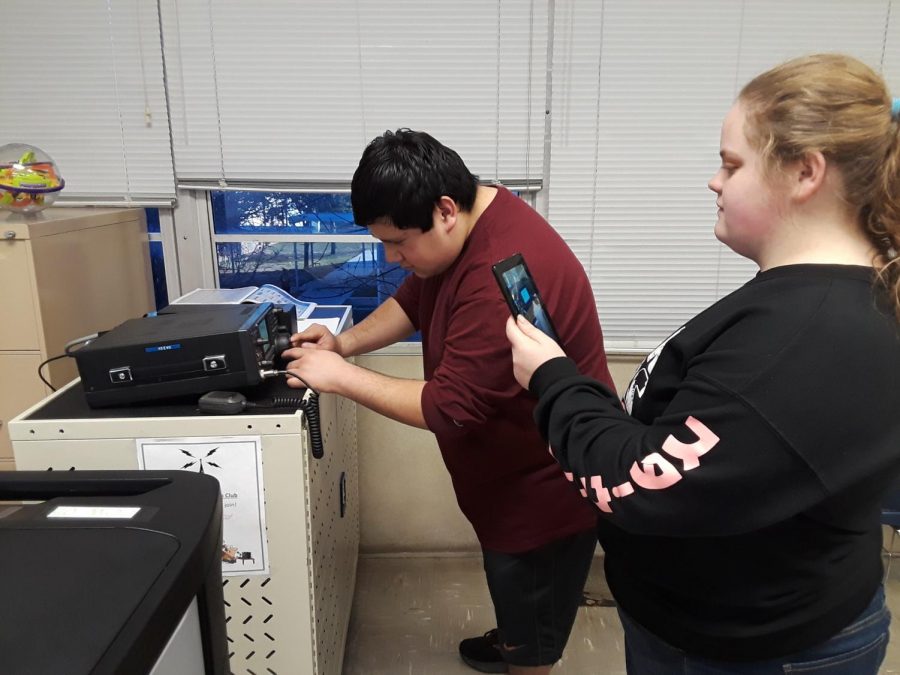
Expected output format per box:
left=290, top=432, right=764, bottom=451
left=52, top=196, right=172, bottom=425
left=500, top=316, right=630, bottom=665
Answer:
left=0, top=143, right=65, bottom=214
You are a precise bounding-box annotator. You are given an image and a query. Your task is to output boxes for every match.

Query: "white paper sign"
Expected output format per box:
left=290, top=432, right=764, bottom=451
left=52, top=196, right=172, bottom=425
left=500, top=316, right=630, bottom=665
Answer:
left=295, top=316, right=341, bottom=335
left=136, top=436, right=269, bottom=575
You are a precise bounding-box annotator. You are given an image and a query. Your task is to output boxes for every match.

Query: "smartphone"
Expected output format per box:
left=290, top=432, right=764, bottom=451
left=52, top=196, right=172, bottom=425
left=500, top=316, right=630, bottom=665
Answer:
left=492, top=253, right=560, bottom=342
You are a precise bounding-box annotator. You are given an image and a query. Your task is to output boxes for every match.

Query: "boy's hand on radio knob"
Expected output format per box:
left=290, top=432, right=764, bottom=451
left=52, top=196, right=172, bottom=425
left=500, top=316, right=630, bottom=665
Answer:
left=290, top=324, right=341, bottom=355
left=506, top=314, right=565, bottom=390
left=282, top=346, right=349, bottom=394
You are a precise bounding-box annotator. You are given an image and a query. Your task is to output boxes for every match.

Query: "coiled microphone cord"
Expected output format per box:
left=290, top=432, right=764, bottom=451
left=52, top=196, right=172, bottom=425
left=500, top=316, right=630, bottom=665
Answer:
left=263, top=392, right=323, bottom=459
left=198, top=370, right=324, bottom=458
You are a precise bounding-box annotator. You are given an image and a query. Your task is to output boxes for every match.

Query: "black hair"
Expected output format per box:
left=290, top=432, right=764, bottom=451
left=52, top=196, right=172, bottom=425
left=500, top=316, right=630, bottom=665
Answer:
left=350, top=129, right=479, bottom=232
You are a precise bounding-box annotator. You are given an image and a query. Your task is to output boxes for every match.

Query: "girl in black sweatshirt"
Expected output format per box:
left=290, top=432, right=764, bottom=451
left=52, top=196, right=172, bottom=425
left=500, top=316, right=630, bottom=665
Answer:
left=507, top=54, right=900, bottom=673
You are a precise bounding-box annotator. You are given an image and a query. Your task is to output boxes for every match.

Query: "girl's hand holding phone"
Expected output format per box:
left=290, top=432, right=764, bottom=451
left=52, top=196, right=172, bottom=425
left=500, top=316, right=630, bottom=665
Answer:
left=506, top=314, right=565, bottom=390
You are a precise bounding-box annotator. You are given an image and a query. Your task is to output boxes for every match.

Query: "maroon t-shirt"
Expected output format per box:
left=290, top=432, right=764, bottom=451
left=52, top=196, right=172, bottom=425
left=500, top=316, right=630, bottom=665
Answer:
left=393, top=186, right=614, bottom=552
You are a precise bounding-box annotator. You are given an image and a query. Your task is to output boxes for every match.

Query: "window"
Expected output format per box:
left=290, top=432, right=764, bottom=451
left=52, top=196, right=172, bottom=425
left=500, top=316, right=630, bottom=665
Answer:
left=145, top=208, right=170, bottom=310
left=162, top=0, right=543, bottom=347
left=210, top=191, right=411, bottom=330
left=547, top=0, right=895, bottom=349
left=0, top=1, right=175, bottom=204
left=160, top=1, right=546, bottom=189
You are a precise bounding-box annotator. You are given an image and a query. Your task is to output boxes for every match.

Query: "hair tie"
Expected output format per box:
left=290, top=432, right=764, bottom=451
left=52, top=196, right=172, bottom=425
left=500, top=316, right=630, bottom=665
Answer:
left=893, top=98, right=900, bottom=120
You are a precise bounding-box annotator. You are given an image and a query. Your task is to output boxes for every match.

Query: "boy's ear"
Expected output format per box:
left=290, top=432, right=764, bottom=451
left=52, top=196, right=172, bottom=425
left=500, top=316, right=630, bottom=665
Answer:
left=791, top=150, right=828, bottom=204
left=435, top=195, right=459, bottom=231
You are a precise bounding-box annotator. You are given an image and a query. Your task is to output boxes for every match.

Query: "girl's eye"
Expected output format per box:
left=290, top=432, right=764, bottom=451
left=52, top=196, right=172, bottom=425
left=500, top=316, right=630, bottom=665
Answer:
left=723, top=164, right=737, bottom=176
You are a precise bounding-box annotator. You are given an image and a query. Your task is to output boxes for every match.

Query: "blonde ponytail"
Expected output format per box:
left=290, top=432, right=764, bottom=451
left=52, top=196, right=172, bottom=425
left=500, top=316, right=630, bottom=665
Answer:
left=871, top=113, right=900, bottom=321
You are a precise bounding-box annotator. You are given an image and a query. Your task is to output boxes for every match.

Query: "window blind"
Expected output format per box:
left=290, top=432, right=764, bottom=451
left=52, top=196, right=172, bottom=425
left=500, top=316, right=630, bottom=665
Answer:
left=159, top=0, right=547, bottom=188
left=0, top=1, right=175, bottom=204
left=549, top=0, right=898, bottom=348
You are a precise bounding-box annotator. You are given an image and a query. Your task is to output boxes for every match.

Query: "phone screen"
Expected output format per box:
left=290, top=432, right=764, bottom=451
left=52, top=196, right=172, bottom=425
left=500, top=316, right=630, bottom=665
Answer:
left=492, top=254, right=559, bottom=341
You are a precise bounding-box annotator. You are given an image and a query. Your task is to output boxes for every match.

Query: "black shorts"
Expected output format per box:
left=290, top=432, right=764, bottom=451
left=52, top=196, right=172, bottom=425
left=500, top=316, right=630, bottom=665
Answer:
left=482, top=528, right=597, bottom=667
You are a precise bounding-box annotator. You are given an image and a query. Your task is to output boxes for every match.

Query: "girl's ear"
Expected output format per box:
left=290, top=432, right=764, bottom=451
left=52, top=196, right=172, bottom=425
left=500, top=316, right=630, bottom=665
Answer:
left=791, top=150, right=828, bottom=204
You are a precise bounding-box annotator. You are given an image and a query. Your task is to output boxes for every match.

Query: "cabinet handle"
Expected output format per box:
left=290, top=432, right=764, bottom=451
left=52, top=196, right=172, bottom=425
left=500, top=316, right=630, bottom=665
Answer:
left=3, top=231, right=15, bottom=240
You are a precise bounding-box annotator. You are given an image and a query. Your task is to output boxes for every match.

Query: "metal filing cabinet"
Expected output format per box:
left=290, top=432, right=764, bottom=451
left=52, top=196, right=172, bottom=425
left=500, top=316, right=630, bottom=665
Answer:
left=0, top=207, right=154, bottom=469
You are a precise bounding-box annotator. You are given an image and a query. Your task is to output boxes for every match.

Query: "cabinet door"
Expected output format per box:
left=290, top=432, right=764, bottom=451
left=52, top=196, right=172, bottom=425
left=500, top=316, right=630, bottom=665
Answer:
left=0, top=240, right=40, bottom=350
left=0, top=352, right=49, bottom=462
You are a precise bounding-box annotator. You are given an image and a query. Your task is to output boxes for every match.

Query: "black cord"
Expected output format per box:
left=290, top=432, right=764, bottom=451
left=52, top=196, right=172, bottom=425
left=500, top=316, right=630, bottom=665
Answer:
left=36, top=332, right=104, bottom=393
left=246, top=388, right=323, bottom=460
left=275, top=371, right=323, bottom=458
left=299, top=393, right=323, bottom=459
left=37, top=354, right=68, bottom=392
left=197, top=371, right=324, bottom=458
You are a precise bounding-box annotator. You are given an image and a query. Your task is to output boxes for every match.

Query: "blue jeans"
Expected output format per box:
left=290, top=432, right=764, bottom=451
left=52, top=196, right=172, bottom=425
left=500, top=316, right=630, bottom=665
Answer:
left=618, top=587, right=890, bottom=674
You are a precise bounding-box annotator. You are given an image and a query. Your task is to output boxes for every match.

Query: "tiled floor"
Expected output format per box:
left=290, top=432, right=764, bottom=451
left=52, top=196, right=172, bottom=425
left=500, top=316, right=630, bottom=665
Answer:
left=343, top=552, right=900, bottom=674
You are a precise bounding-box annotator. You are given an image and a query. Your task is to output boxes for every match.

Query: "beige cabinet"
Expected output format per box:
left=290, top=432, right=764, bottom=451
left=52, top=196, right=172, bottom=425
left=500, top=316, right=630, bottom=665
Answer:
left=0, top=208, right=155, bottom=465
left=10, top=385, right=359, bottom=675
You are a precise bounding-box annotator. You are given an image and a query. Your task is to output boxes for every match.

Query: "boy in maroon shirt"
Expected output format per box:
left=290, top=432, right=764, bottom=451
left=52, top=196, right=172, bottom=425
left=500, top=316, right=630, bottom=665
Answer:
left=282, top=129, right=614, bottom=674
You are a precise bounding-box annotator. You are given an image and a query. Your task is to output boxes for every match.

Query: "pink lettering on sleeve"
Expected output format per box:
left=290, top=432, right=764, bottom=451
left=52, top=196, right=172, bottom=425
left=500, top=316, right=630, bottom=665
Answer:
left=612, top=482, right=634, bottom=498
left=629, top=453, right=683, bottom=490
left=577, top=476, right=589, bottom=499
left=661, top=416, right=720, bottom=471
left=552, top=416, right=720, bottom=513
left=588, top=475, right=614, bottom=513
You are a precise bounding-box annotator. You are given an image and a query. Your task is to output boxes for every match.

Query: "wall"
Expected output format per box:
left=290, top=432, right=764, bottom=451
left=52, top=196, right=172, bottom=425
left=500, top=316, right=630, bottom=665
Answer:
left=355, top=351, right=644, bottom=554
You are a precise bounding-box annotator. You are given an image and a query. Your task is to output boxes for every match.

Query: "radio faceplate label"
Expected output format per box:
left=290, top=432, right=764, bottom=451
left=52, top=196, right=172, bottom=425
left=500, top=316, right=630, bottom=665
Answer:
left=145, top=343, right=182, bottom=353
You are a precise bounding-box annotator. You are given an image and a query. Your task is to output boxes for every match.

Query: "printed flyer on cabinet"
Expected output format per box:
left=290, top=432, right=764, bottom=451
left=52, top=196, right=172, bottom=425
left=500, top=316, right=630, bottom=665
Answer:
left=136, top=435, right=269, bottom=575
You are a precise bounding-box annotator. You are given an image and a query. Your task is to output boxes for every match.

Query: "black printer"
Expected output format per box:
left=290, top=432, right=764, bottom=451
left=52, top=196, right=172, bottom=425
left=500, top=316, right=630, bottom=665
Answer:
left=0, top=470, right=228, bottom=674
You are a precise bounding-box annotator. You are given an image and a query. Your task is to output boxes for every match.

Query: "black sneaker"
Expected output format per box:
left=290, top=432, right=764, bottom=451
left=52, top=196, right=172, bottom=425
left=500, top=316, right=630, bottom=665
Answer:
left=459, top=628, right=508, bottom=673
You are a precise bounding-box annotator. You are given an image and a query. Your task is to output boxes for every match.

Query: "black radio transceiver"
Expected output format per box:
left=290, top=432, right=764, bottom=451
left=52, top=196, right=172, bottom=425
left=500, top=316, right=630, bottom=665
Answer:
left=73, top=303, right=297, bottom=408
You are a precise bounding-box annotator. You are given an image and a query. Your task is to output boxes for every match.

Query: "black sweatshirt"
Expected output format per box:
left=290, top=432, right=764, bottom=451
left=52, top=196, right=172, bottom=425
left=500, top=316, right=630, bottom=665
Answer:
left=530, top=264, right=900, bottom=661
